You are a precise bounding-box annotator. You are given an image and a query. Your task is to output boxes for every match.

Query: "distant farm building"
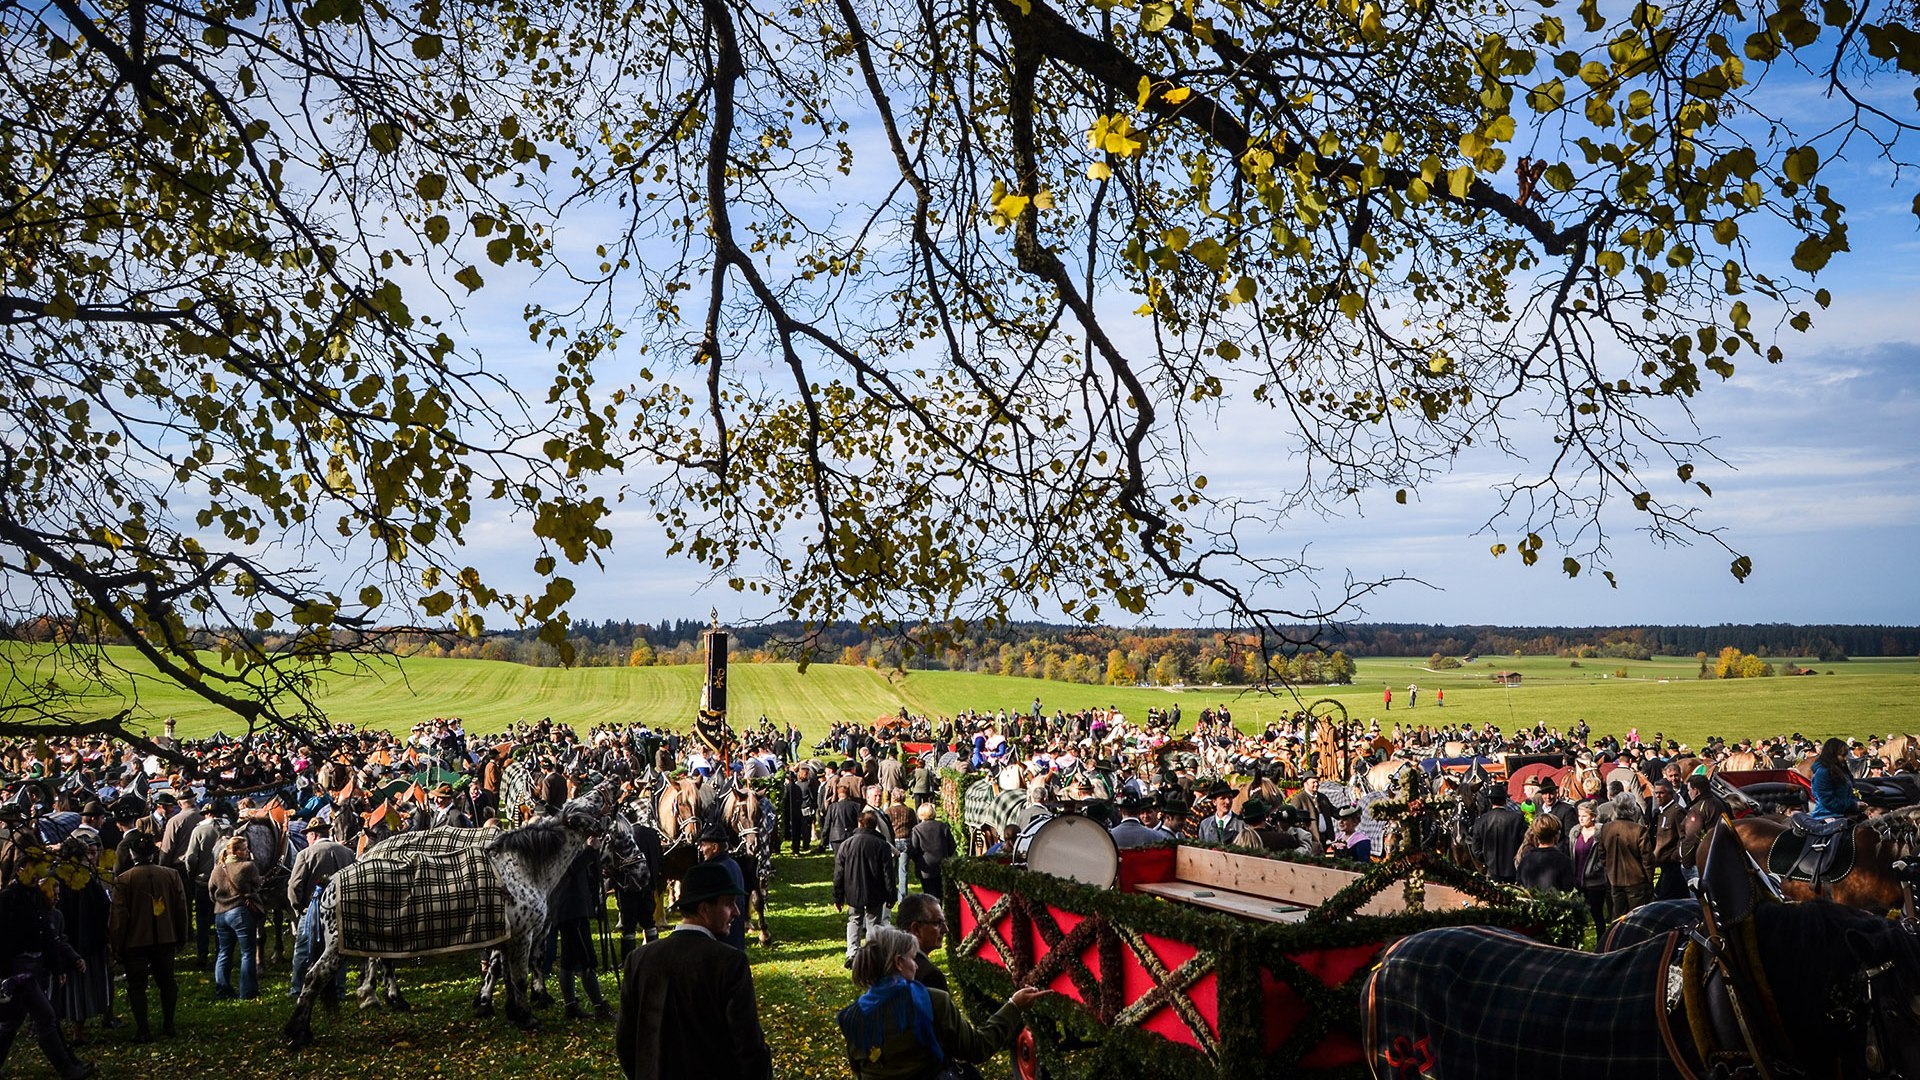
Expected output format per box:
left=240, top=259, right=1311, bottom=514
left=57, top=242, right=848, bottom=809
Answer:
left=1492, top=671, right=1523, bottom=686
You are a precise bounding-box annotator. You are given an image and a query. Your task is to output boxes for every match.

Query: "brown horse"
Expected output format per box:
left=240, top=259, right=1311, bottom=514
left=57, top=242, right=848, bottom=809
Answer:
left=654, top=777, right=700, bottom=843
left=1713, top=749, right=1765, bottom=773
left=720, top=787, right=774, bottom=946
left=1717, top=807, right=1920, bottom=917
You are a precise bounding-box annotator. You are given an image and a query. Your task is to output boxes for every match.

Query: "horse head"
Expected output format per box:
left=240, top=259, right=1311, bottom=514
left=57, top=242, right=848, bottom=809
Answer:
left=1828, top=906, right=1920, bottom=1079
left=556, top=784, right=612, bottom=837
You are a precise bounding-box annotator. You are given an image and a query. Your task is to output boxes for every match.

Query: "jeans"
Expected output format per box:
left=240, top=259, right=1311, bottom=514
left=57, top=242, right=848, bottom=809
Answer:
left=288, top=889, right=343, bottom=999
left=213, top=907, right=258, bottom=999
left=893, top=839, right=911, bottom=900
left=844, top=905, right=888, bottom=959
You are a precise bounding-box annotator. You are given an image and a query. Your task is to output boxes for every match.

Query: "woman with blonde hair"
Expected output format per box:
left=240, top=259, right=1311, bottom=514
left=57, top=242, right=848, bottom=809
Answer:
left=207, top=834, right=263, bottom=999
left=837, top=926, right=1046, bottom=1079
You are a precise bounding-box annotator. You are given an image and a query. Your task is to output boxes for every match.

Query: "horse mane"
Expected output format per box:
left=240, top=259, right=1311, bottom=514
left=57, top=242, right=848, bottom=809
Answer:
left=486, top=816, right=574, bottom=866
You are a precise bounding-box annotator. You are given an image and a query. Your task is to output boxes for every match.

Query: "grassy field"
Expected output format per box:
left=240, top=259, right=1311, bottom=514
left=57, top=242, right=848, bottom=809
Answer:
left=6, top=644, right=1919, bottom=749
left=20, top=849, right=872, bottom=1080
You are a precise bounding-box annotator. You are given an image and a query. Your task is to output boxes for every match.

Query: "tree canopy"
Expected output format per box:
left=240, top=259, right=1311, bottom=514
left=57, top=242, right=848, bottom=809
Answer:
left=3, top=0, right=1916, bottom=743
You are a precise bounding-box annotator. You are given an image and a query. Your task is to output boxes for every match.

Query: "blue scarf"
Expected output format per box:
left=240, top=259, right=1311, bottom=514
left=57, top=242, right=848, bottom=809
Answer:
left=839, top=974, right=943, bottom=1066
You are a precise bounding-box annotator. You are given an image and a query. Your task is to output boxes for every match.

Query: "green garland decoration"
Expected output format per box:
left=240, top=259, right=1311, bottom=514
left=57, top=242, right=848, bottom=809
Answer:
left=945, top=843, right=1586, bottom=1080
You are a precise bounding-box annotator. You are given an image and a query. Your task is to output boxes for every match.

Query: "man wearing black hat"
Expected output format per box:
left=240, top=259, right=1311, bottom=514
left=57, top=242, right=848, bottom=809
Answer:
left=1470, top=788, right=1526, bottom=883
left=694, top=825, right=749, bottom=951
left=1533, top=777, right=1579, bottom=855
left=1195, top=784, right=1245, bottom=845
left=617, top=861, right=772, bottom=1080
left=1109, top=794, right=1173, bottom=849
left=109, top=831, right=186, bottom=1043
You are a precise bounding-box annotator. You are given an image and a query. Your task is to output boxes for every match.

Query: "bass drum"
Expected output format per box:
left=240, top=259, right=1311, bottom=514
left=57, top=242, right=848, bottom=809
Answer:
left=1011, top=813, right=1118, bottom=888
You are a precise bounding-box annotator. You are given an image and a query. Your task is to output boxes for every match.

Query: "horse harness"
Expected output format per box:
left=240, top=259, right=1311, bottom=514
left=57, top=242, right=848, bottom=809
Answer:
left=1765, top=814, right=1858, bottom=895
left=1665, top=818, right=1911, bottom=1080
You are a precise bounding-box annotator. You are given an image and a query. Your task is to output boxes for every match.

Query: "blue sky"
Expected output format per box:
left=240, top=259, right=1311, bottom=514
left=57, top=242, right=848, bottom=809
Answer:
left=427, top=42, right=1920, bottom=633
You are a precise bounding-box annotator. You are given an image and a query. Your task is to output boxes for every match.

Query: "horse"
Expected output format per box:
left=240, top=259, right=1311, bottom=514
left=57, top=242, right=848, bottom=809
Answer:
left=1880, top=734, right=1920, bottom=773
left=654, top=775, right=700, bottom=845
left=1365, top=826, right=1920, bottom=1080
left=283, top=786, right=612, bottom=1046
left=1717, top=806, right=1920, bottom=917
left=720, top=784, right=775, bottom=946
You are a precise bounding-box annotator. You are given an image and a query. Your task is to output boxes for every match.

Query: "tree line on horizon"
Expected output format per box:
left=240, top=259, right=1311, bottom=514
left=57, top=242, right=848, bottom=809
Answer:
left=15, top=619, right=1899, bottom=688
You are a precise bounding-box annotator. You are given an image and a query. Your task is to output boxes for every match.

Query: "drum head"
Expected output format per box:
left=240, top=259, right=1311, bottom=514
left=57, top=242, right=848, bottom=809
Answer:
left=1024, top=814, right=1119, bottom=888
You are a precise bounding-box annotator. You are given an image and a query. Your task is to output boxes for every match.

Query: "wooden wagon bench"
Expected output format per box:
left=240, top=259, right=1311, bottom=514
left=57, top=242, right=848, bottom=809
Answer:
left=1131, top=844, right=1481, bottom=924
left=946, top=839, right=1583, bottom=1080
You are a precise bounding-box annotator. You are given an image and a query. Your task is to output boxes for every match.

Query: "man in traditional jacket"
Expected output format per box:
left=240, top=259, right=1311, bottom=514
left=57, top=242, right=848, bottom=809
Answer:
left=616, top=861, right=771, bottom=1080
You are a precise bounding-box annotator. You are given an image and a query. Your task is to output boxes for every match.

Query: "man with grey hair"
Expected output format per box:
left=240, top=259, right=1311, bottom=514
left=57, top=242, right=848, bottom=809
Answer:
left=1017, top=782, right=1052, bottom=832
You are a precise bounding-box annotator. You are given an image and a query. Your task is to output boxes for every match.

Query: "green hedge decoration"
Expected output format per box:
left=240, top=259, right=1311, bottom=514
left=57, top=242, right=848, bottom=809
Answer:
left=945, top=843, right=1586, bottom=1080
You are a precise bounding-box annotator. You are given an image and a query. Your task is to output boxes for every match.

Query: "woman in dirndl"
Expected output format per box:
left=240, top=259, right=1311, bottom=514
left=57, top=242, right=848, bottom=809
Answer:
left=52, top=830, right=114, bottom=1044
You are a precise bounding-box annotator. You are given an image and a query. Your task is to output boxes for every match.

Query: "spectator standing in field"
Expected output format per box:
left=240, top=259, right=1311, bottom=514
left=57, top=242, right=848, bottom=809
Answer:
left=207, top=835, right=262, bottom=1000
left=834, top=810, right=897, bottom=967
left=1516, top=815, right=1577, bottom=892
left=1570, top=800, right=1608, bottom=932
left=1649, top=781, right=1688, bottom=900
left=1471, top=791, right=1526, bottom=883
left=1600, top=799, right=1653, bottom=919
left=893, top=893, right=949, bottom=993
left=109, top=831, right=185, bottom=1043
left=616, top=862, right=772, bottom=1080
left=905, top=804, right=956, bottom=898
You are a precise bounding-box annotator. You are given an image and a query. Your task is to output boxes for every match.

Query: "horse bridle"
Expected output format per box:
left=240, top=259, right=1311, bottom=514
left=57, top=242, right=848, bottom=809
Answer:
left=1835, top=950, right=1920, bottom=1080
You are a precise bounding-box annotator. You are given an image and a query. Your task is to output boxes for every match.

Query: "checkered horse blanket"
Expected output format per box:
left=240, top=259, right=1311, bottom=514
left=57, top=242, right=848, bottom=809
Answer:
left=336, top=827, right=508, bottom=958
left=1364, top=925, right=1689, bottom=1080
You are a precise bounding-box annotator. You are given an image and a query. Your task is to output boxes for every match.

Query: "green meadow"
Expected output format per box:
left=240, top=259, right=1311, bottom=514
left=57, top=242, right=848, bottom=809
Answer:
left=5, top=644, right=1918, bottom=748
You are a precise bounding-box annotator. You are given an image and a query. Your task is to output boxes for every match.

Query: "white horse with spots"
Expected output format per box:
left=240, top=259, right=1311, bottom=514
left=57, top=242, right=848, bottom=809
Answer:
left=283, top=786, right=611, bottom=1046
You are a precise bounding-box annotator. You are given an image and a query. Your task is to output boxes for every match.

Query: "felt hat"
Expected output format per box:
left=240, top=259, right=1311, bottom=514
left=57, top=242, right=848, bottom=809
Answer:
left=696, top=823, right=733, bottom=845
left=678, top=861, right=741, bottom=907
left=1241, top=799, right=1270, bottom=824
left=1336, top=804, right=1362, bottom=820
left=1534, top=776, right=1558, bottom=794
left=1117, top=792, right=1155, bottom=814
left=152, top=791, right=179, bottom=807
left=1202, top=782, right=1235, bottom=801
left=433, top=783, right=456, bottom=797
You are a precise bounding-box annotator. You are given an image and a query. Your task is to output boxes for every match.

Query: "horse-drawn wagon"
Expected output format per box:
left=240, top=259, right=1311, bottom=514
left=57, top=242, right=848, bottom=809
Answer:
left=945, top=824, right=1583, bottom=1080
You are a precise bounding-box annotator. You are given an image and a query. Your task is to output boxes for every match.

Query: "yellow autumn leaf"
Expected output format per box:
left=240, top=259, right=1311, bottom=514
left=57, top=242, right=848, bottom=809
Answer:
left=1089, top=114, right=1143, bottom=157
left=1087, top=161, right=1112, bottom=180
left=1162, top=87, right=1193, bottom=105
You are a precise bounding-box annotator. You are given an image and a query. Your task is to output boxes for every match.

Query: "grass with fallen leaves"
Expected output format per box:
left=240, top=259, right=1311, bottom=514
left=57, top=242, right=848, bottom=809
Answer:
left=19, top=850, right=893, bottom=1079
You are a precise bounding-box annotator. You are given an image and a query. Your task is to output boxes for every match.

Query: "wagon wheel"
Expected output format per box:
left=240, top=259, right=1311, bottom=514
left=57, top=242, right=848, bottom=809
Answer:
left=1011, top=1027, right=1047, bottom=1080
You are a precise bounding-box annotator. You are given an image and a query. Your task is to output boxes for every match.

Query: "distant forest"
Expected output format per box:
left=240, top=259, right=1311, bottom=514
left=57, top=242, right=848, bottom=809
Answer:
left=322, top=620, right=1920, bottom=684
left=11, top=616, right=1914, bottom=687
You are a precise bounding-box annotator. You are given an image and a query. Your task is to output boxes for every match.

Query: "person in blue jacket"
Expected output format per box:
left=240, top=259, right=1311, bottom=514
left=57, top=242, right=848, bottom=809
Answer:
left=1808, top=737, right=1861, bottom=820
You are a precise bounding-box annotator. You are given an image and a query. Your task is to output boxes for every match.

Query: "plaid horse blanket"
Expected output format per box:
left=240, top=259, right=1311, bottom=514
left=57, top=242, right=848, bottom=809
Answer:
left=1363, top=925, right=1688, bottom=1080
left=337, top=827, right=508, bottom=958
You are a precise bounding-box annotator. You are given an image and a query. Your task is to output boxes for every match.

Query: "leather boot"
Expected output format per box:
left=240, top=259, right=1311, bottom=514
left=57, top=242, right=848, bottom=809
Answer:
left=584, top=972, right=614, bottom=1020
left=560, top=971, right=587, bottom=1020
left=36, top=1028, right=97, bottom=1080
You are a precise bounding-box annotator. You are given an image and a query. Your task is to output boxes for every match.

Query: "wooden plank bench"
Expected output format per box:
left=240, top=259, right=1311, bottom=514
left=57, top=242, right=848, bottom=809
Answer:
left=1132, top=844, right=1482, bottom=922
left=1133, top=879, right=1311, bottom=922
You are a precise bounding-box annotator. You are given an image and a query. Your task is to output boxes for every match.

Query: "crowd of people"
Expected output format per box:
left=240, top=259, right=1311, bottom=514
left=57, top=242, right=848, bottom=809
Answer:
left=0, top=703, right=1911, bottom=1078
